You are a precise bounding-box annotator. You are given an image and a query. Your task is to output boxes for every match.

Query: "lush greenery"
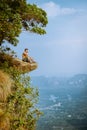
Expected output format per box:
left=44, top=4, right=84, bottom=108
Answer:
left=0, top=0, right=48, bottom=130
left=0, top=0, right=48, bottom=46
left=0, top=62, right=42, bottom=130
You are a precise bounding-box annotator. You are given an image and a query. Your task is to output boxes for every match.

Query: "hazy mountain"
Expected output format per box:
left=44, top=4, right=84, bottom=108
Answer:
left=31, top=74, right=87, bottom=130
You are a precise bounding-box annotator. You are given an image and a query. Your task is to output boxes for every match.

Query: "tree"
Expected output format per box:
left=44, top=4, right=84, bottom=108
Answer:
left=0, top=0, right=48, bottom=46
left=0, top=0, right=48, bottom=130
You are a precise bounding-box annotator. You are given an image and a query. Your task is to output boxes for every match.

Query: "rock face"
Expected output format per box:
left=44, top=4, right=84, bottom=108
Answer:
left=0, top=70, right=12, bottom=130
left=0, top=70, right=12, bottom=102
left=0, top=53, right=38, bottom=130
left=12, top=58, right=38, bottom=73
left=0, top=53, right=38, bottom=73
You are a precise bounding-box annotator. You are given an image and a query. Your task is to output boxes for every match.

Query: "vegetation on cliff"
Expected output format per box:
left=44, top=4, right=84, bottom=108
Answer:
left=0, top=64, right=41, bottom=130
left=0, top=0, right=48, bottom=129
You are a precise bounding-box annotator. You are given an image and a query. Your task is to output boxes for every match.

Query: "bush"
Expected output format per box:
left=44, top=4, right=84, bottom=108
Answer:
left=0, top=62, right=41, bottom=130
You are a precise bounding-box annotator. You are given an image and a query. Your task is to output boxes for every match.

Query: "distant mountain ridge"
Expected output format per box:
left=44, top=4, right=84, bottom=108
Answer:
left=31, top=74, right=87, bottom=89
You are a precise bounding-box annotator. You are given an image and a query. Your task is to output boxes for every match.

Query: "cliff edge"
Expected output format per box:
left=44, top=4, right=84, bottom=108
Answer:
left=0, top=53, right=38, bottom=73
left=0, top=53, right=38, bottom=130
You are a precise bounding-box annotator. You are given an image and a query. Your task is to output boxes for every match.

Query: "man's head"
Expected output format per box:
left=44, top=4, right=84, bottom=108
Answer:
left=24, top=48, right=28, bottom=51
left=24, top=48, right=28, bottom=53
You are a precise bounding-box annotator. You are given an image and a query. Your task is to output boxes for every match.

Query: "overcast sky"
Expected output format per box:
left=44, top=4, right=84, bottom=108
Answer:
left=10, top=0, right=87, bottom=77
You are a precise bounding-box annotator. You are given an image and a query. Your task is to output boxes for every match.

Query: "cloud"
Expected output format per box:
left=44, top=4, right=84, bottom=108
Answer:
left=41, top=1, right=77, bottom=17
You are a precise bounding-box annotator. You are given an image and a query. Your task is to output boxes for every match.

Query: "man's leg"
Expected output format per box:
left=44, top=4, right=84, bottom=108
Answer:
left=30, top=57, right=36, bottom=63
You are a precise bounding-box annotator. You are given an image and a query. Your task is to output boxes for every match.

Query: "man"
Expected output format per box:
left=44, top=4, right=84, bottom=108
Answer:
left=22, top=48, right=35, bottom=63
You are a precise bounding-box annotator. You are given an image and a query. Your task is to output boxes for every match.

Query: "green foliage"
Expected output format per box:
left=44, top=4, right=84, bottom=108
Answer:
left=0, top=0, right=48, bottom=45
left=0, top=1, right=47, bottom=129
left=0, top=62, right=42, bottom=130
left=0, top=45, right=16, bottom=56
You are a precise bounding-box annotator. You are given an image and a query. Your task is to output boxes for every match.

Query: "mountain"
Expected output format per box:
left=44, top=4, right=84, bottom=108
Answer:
left=31, top=74, right=87, bottom=89
left=31, top=74, right=87, bottom=130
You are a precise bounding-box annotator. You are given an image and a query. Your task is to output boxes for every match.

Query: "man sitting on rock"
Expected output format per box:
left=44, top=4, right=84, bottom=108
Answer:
left=22, top=48, right=36, bottom=63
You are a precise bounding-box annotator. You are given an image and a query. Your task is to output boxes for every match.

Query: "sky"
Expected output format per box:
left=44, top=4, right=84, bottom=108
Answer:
left=10, top=0, right=87, bottom=77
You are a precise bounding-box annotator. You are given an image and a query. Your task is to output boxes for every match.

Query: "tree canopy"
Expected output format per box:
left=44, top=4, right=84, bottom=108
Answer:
left=0, top=0, right=48, bottom=46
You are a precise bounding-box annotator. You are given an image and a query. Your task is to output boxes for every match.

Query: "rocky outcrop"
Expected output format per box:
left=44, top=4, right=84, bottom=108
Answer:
left=0, top=53, right=38, bottom=73
left=0, top=53, right=38, bottom=130
left=12, top=58, right=38, bottom=73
